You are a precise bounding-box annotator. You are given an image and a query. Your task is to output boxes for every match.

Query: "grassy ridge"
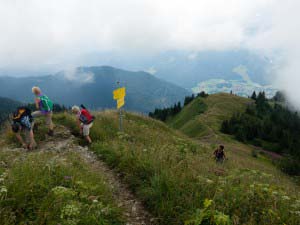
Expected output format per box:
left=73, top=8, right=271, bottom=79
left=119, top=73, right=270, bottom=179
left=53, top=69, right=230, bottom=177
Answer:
left=168, top=93, right=252, bottom=138
left=58, top=111, right=299, bottom=225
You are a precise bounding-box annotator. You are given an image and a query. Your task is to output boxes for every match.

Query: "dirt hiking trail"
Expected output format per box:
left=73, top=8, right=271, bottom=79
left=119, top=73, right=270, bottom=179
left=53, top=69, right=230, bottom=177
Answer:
left=4, top=125, right=156, bottom=225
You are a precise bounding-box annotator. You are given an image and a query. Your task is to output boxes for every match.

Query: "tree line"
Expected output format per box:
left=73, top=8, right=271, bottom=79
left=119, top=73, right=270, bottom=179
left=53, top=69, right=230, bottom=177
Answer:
left=149, top=91, right=208, bottom=121
left=221, top=91, right=300, bottom=175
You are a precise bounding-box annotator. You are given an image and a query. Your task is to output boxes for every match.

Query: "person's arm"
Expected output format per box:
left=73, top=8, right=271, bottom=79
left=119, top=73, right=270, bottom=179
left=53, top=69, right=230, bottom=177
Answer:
left=213, top=149, right=217, bottom=156
left=15, top=132, right=26, bottom=148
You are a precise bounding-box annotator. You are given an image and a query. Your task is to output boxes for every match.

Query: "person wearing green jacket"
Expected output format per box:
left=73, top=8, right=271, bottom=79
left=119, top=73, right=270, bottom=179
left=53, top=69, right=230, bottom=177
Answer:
left=31, top=86, right=54, bottom=136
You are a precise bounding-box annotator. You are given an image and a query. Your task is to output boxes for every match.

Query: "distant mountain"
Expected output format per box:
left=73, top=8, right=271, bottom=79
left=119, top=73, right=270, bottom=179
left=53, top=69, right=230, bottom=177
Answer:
left=73, top=50, right=272, bottom=88
left=0, top=66, right=190, bottom=112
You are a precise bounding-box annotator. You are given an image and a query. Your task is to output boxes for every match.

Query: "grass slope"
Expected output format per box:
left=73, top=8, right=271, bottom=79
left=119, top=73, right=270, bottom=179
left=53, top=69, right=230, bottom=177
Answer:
left=58, top=111, right=299, bottom=225
left=0, top=122, right=124, bottom=225
left=168, top=93, right=252, bottom=138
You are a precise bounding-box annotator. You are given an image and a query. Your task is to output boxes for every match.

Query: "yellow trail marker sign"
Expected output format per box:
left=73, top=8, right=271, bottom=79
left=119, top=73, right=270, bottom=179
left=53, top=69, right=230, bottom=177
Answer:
left=113, top=87, right=126, bottom=109
left=113, top=86, right=126, bottom=131
left=113, top=87, right=126, bottom=100
left=117, top=98, right=125, bottom=109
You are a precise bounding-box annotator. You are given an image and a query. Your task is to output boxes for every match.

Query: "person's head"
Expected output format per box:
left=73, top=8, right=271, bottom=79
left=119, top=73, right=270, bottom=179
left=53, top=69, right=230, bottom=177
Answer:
left=71, top=105, right=80, bottom=114
left=32, top=86, right=41, bottom=96
left=11, top=122, right=21, bottom=133
left=219, top=145, right=224, bottom=151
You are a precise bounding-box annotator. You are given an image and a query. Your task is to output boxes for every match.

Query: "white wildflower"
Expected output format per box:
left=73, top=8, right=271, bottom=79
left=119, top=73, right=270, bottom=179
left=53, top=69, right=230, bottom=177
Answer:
left=282, top=196, right=291, bottom=201
left=0, top=186, right=7, bottom=193
left=206, top=179, right=214, bottom=184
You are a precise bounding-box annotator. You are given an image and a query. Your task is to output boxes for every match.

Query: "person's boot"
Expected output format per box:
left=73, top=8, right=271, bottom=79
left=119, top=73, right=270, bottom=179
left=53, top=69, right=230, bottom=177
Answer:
left=48, top=129, right=54, bottom=136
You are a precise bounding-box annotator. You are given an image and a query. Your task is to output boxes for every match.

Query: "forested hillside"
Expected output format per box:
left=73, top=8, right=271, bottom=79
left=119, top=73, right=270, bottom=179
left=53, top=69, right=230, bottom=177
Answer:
left=222, top=92, right=300, bottom=175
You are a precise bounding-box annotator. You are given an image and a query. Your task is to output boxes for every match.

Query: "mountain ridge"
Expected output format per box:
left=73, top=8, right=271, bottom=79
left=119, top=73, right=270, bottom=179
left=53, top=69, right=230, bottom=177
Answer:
left=0, top=66, right=190, bottom=112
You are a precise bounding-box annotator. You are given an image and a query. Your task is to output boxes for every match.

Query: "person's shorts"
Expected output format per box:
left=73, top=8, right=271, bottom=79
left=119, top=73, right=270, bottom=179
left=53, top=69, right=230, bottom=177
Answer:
left=32, top=111, right=53, bottom=125
left=81, top=122, right=93, bottom=136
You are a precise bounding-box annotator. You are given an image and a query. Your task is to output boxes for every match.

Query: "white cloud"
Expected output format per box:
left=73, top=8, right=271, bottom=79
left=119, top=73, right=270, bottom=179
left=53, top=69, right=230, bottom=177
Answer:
left=188, top=53, right=198, bottom=60
left=0, top=0, right=299, bottom=106
left=64, top=67, right=94, bottom=83
left=0, top=0, right=275, bottom=68
left=144, top=67, right=157, bottom=75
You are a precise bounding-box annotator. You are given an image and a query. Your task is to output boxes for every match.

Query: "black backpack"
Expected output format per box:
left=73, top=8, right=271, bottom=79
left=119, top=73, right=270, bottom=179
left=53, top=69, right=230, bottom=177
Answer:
left=12, top=107, right=33, bottom=123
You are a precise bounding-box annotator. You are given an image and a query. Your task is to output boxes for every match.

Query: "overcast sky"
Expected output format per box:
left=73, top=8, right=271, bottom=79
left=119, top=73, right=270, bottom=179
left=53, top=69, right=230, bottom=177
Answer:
left=0, top=0, right=299, bottom=105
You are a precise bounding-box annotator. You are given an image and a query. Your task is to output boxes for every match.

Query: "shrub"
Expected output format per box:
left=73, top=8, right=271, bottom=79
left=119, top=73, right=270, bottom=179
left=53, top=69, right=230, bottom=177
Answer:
left=279, top=157, right=300, bottom=176
left=251, top=149, right=258, bottom=158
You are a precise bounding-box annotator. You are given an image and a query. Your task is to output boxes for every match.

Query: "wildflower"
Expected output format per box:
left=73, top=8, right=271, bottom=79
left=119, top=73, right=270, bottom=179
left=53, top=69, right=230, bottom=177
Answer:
left=294, top=211, right=300, bottom=216
left=262, top=187, right=269, bottom=192
left=52, top=186, right=76, bottom=198
left=0, top=186, right=7, bottom=193
left=60, top=202, right=81, bottom=219
left=93, top=199, right=98, bottom=203
left=282, top=196, right=290, bottom=201
left=272, top=191, right=279, bottom=196
left=206, top=179, right=214, bottom=184
left=1, top=172, right=7, bottom=178
left=214, top=212, right=231, bottom=225
left=203, top=199, right=213, bottom=208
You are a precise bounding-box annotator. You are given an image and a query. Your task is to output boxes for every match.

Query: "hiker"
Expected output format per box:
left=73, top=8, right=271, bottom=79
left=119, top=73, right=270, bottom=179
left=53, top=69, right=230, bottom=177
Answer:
left=31, top=86, right=54, bottom=136
left=71, top=105, right=95, bottom=144
left=213, top=145, right=226, bottom=163
left=11, top=107, right=37, bottom=150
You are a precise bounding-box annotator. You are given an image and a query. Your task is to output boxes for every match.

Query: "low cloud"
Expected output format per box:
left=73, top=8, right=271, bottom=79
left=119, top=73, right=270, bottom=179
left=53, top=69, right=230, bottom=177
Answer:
left=0, top=0, right=299, bottom=107
left=144, top=67, right=157, bottom=75
left=64, top=67, right=94, bottom=84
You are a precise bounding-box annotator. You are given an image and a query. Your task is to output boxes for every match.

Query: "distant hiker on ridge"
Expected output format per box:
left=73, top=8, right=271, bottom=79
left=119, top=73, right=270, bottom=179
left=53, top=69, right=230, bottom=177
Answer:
left=213, top=145, right=226, bottom=163
left=31, top=86, right=54, bottom=136
left=11, top=106, right=37, bottom=150
left=71, top=105, right=95, bottom=144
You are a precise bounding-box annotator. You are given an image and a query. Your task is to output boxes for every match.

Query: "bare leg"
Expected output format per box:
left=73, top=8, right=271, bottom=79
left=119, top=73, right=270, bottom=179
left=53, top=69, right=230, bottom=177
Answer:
left=15, top=132, right=26, bottom=149
left=46, top=112, right=54, bottom=136
left=27, top=130, right=37, bottom=150
left=47, top=112, right=54, bottom=130
left=85, top=135, right=92, bottom=144
left=82, top=123, right=93, bottom=144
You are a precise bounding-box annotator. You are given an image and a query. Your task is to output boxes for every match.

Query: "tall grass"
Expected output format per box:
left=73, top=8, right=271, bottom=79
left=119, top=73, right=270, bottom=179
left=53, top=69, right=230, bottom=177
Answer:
left=0, top=150, right=123, bottom=225
left=59, top=111, right=300, bottom=225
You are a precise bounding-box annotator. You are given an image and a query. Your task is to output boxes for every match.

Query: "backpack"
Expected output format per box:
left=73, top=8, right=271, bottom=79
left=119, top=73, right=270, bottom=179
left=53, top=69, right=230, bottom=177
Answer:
left=216, top=150, right=225, bottom=159
left=79, top=108, right=95, bottom=124
left=13, top=107, right=32, bottom=123
left=39, top=95, right=53, bottom=112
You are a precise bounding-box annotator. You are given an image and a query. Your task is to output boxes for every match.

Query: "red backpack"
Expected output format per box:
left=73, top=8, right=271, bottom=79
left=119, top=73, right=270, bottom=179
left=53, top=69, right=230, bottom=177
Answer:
left=79, top=109, right=94, bottom=124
